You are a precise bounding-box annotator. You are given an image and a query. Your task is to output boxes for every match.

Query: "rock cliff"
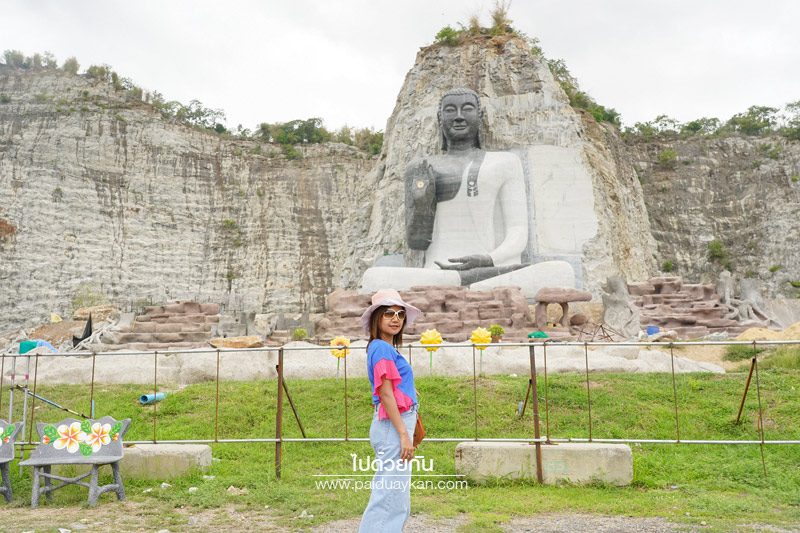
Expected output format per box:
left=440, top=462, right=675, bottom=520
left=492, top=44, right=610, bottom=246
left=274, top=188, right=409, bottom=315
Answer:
left=0, top=67, right=375, bottom=332
left=632, top=136, right=800, bottom=296
left=364, top=36, right=657, bottom=292
left=2, top=36, right=798, bottom=334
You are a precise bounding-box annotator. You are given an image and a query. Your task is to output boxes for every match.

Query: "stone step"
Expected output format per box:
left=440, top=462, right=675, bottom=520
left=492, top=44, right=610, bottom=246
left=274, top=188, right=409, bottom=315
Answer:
left=119, top=322, right=212, bottom=334
left=143, top=301, right=204, bottom=316
left=672, top=326, right=709, bottom=339
left=270, top=330, right=291, bottom=343
left=145, top=342, right=208, bottom=351
left=116, top=331, right=211, bottom=344
left=94, top=341, right=206, bottom=352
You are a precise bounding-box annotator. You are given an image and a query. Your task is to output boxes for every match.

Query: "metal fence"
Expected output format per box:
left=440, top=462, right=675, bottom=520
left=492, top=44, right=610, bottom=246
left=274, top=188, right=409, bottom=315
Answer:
left=2, top=339, right=798, bottom=479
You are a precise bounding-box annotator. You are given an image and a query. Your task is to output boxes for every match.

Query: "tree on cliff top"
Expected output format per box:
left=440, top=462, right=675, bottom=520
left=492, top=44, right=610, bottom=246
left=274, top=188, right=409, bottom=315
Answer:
left=1, top=49, right=57, bottom=70
left=726, top=105, right=778, bottom=136
left=432, top=5, right=620, bottom=127
left=434, top=1, right=517, bottom=45
left=625, top=101, right=800, bottom=141
left=0, top=50, right=376, bottom=153
left=546, top=58, right=620, bottom=126
left=62, top=56, right=79, bottom=75
left=783, top=100, right=800, bottom=140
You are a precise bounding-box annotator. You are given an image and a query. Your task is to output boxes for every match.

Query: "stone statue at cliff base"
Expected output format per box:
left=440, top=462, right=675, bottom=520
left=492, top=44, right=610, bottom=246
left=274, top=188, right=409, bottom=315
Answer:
left=359, top=88, right=574, bottom=296
left=601, top=275, right=641, bottom=339
left=716, top=270, right=775, bottom=327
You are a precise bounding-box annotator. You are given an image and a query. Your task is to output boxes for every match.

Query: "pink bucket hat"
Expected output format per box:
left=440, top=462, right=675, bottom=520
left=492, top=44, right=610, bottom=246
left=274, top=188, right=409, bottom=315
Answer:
left=359, top=289, right=422, bottom=333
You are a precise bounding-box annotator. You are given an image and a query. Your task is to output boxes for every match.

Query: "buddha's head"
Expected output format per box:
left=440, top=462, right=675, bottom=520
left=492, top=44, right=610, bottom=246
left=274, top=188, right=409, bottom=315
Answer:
left=438, top=88, right=482, bottom=151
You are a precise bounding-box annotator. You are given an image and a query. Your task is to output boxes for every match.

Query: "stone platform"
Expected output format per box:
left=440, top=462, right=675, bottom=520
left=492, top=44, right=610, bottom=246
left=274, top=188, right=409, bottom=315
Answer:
left=315, top=286, right=537, bottom=342
left=455, top=441, right=633, bottom=485
left=630, top=276, right=750, bottom=338
left=97, top=301, right=220, bottom=352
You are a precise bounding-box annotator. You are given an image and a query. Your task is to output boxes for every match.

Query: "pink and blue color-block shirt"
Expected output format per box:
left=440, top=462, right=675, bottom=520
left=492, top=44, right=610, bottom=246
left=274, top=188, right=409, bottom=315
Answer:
left=367, top=339, right=417, bottom=420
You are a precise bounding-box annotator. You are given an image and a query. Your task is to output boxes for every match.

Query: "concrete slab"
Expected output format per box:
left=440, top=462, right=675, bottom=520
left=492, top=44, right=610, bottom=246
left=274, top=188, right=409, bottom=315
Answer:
left=121, top=444, right=212, bottom=480
left=455, top=441, right=633, bottom=485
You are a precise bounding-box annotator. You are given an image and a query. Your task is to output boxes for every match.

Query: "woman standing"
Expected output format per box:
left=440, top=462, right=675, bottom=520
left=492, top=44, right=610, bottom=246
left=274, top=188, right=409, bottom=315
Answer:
left=359, top=289, right=422, bottom=532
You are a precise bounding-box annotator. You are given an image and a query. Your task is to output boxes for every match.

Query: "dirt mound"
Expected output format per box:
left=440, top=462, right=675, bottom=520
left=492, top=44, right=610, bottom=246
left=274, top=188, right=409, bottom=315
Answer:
left=736, top=322, right=800, bottom=341
left=29, top=320, right=84, bottom=346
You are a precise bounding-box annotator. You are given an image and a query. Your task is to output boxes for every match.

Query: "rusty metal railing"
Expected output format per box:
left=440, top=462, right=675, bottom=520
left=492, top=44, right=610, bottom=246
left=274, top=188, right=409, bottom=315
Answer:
left=2, top=339, right=798, bottom=480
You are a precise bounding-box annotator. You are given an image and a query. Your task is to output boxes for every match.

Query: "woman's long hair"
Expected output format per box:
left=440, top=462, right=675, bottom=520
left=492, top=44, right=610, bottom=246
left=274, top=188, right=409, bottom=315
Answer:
left=367, top=305, right=405, bottom=349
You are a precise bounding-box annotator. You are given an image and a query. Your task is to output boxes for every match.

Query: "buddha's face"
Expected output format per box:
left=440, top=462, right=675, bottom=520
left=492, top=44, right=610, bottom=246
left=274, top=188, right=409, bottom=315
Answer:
left=440, top=93, right=480, bottom=146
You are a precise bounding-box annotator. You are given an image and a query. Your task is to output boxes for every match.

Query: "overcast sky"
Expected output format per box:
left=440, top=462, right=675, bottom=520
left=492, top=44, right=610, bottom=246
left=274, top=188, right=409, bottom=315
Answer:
left=4, top=1, right=799, bottom=131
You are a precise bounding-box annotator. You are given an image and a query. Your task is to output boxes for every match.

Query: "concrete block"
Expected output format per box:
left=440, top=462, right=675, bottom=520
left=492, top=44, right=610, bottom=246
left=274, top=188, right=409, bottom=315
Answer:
left=154, top=333, right=183, bottom=343
left=180, top=331, right=212, bottom=342
left=164, top=303, right=185, bottom=314
left=132, top=321, right=157, bottom=333
left=121, top=444, right=212, bottom=480
left=477, top=309, right=511, bottom=321
left=455, top=442, right=632, bottom=485
left=182, top=302, right=202, bottom=314
left=200, top=303, right=220, bottom=315
left=155, top=322, right=183, bottom=333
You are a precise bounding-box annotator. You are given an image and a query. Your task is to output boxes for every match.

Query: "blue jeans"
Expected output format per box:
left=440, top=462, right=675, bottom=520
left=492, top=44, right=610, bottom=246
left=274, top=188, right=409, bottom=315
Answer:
left=359, top=405, right=417, bottom=532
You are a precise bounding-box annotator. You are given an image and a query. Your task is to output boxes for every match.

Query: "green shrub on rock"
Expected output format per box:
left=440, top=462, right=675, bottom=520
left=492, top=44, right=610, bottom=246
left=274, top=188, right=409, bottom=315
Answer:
left=657, top=149, right=678, bottom=169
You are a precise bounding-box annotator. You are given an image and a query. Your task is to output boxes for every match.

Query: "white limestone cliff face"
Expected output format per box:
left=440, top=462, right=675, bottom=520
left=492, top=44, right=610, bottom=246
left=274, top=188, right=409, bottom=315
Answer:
left=359, top=36, right=657, bottom=292
left=0, top=38, right=662, bottom=333
left=632, top=135, right=800, bottom=297
left=0, top=67, right=375, bottom=332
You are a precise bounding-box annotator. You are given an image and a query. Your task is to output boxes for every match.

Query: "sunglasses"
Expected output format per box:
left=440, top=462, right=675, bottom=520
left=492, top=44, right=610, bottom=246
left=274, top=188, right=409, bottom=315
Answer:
left=381, top=309, right=407, bottom=320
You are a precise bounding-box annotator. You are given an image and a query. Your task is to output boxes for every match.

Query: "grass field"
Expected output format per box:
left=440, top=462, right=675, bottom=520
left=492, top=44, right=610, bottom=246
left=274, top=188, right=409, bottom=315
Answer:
left=3, top=367, right=799, bottom=531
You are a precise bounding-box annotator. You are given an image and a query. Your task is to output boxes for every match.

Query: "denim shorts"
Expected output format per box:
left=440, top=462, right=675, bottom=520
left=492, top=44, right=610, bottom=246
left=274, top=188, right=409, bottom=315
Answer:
left=359, top=405, right=418, bottom=532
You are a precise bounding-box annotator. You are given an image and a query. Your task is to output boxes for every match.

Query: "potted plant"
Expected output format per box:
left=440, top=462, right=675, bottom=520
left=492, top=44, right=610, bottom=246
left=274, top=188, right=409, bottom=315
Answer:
left=292, top=327, right=308, bottom=341
left=488, top=324, right=505, bottom=343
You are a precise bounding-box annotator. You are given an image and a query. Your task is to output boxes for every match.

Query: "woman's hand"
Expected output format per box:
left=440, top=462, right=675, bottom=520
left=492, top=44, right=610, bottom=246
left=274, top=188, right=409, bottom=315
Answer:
left=399, top=433, right=414, bottom=461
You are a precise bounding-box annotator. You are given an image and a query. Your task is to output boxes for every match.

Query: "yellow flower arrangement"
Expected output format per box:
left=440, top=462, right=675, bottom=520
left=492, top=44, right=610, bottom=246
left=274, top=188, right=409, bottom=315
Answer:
left=419, top=329, right=443, bottom=352
left=470, top=327, right=492, bottom=350
left=329, top=336, right=351, bottom=358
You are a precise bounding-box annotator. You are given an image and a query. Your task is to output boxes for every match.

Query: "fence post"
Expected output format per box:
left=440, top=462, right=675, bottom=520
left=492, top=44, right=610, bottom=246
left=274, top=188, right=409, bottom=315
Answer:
left=275, top=347, right=285, bottom=479
left=669, top=343, right=681, bottom=442
left=753, top=350, right=768, bottom=477
left=151, top=351, right=159, bottom=443
left=344, top=351, right=349, bottom=441
left=472, top=345, right=478, bottom=441
left=528, top=342, right=544, bottom=483
left=89, top=353, right=97, bottom=419
left=543, top=342, right=551, bottom=444
left=583, top=342, right=593, bottom=442
left=735, top=356, right=756, bottom=424
left=0, top=352, right=5, bottom=416
left=214, top=349, right=221, bottom=442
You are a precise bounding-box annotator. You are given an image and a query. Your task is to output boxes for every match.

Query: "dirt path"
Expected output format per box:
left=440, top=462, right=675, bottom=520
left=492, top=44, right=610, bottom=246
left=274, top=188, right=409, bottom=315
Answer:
left=316, top=513, right=691, bottom=532
left=671, top=343, right=741, bottom=371
left=8, top=503, right=797, bottom=533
